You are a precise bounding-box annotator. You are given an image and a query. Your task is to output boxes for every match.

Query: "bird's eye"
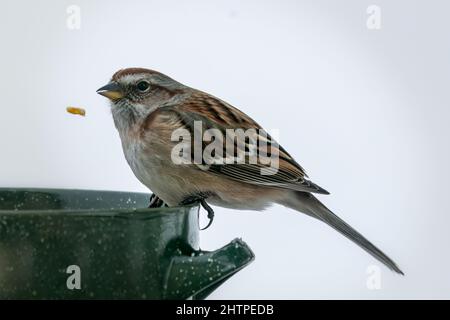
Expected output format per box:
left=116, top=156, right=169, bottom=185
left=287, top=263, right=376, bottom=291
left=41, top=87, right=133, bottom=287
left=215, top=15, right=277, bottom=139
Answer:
left=136, top=81, right=150, bottom=92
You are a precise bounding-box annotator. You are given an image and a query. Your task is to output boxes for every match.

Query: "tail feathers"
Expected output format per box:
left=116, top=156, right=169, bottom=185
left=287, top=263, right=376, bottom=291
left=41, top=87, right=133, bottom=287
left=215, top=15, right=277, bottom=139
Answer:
left=282, top=192, right=404, bottom=275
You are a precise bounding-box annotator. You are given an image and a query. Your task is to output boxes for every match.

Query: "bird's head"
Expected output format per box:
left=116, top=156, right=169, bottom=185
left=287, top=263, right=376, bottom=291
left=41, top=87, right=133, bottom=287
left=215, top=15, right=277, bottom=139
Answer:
left=97, top=68, right=186, bottom=131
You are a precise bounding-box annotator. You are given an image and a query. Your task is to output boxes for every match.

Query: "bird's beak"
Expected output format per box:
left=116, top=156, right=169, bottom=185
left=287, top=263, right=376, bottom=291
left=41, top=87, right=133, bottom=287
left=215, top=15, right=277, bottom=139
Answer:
left=96, top=82, right=124, bottom=100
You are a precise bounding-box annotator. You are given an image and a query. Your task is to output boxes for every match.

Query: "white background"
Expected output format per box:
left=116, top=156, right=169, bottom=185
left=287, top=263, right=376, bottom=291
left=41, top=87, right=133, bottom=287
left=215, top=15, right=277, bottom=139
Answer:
left=1, top=0, right=449, bottom=298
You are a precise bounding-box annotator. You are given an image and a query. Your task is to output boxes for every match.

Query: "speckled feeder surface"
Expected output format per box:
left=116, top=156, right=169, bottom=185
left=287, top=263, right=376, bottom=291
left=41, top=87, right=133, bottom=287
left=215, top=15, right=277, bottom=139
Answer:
left=0, top=188, right=254, bottom=299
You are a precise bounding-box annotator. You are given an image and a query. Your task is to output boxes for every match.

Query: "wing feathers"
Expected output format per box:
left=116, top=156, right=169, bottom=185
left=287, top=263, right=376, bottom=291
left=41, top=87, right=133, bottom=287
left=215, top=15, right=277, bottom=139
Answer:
left=159, top=91, right=328, bottom=194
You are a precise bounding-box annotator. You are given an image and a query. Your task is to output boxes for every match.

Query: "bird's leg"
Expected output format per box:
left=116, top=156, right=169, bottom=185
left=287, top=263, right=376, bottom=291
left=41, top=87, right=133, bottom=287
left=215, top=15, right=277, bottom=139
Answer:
left=179, top=194, right=215, bottom=230
left=148, top=193, right=167, bottom=208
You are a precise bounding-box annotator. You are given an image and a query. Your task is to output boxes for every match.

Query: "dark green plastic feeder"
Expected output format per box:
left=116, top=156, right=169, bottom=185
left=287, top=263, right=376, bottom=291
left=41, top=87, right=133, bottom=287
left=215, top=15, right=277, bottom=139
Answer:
left=0, top=188, right=254, bottom=299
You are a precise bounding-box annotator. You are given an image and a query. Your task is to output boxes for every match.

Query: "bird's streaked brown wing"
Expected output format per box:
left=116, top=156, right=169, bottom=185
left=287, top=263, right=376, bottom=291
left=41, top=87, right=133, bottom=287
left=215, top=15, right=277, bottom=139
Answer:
left=162, top=91, right=329, bottom=194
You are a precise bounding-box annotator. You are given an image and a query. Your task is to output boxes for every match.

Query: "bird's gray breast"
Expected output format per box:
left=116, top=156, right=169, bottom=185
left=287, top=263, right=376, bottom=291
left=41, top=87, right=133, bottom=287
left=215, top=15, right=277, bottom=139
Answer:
left=121, top=133, right=165, bottom=191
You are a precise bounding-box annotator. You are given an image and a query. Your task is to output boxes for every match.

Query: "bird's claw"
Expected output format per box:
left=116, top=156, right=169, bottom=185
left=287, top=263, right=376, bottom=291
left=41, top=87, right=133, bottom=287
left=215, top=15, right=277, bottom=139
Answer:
left=179, top=195, right=215, bottom=230
left=199, top=199, right=214, bottom=230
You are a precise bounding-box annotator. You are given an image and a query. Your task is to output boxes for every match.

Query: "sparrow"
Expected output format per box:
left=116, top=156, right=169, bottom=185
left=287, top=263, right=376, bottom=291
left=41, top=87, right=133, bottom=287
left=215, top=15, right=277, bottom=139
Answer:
left=97, top=68, right=403, bottom=275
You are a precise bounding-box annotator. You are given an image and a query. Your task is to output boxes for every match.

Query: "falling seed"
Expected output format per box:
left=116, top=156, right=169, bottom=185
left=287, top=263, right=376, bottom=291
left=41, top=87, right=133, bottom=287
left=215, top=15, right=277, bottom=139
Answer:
left=66, top=107, right=86, bottom=116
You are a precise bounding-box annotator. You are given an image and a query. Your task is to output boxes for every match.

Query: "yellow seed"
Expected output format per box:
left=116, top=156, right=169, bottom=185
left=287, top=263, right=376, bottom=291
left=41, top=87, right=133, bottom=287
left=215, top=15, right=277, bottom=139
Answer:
left=66, top=107, right=86, bottom=116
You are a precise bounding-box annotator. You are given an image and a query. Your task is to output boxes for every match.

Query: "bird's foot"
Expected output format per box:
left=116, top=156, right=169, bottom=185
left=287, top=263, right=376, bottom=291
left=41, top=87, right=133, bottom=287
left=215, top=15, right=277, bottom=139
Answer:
left=148, top=193, right=168, bottom=208
left=179, top=194, right=215, bottom=230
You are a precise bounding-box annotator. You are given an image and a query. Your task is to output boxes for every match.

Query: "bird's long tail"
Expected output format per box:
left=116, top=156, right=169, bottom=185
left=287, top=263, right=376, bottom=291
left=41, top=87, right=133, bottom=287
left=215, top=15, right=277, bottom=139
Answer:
left=281, top=191, right=404, bottom=275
